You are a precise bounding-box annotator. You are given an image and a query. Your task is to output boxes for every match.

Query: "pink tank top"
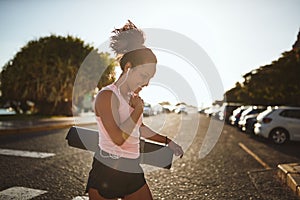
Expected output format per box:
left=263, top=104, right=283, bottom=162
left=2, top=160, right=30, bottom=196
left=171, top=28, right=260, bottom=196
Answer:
left=95, top=84, right=142, bottom=159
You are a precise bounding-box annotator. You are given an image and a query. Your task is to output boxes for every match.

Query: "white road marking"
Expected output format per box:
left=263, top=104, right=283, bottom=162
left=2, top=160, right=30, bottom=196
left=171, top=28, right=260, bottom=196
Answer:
left=0, top=186, right=47, bottom=200
left=0, top=148, right=55, bottom=158
left=238, top=142, right=271, bottom=170
left=72, top=196, right=123, bottom=200
left=72, top=196, right=89, bottom=200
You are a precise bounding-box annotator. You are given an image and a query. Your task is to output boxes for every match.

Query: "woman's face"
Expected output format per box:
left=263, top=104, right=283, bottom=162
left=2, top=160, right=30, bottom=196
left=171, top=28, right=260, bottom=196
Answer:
left=128, top=63, right=156, bottom=94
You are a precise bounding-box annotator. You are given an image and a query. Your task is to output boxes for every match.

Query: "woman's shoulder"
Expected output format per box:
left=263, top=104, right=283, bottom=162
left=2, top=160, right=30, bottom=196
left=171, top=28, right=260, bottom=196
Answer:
left=95, top=89, right=116, bottom=103
left=96, top=84, right=115, bottom=98
left=94, top=89, right=120, bottom=116
left=95, top=85, right=119, bottom=105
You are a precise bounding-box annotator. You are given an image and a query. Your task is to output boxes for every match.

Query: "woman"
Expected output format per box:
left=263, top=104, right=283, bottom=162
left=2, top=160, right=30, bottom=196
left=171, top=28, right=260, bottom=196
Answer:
left=87, top=20, right=184, bottom=200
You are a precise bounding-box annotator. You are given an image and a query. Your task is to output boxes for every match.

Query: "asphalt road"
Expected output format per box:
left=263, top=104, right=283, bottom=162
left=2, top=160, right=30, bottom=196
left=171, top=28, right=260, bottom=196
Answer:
left=0, top=113, right=299, bottom=199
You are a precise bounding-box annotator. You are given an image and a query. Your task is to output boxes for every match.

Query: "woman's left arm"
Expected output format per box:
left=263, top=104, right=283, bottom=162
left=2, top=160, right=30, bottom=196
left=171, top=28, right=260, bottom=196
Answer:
left=140, top=123, right=184, bottom=158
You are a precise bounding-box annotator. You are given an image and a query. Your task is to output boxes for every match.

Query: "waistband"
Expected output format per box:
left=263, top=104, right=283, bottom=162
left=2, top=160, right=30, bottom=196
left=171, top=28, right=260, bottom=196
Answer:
left=93, top=149, right=142, bottom=173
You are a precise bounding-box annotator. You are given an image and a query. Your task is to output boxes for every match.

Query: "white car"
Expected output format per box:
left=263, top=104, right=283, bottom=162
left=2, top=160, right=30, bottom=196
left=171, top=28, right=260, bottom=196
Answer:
left=143, top=103, right=154, bottom=116
left=238, top=106, right=266, bottom=131
left=254, top=106, right=300, bottom=144
left=175, top=105, right=187, bottom=114
left=229, top=106, right=250, bottom=126
left=0, top=108, right=16, bottom=115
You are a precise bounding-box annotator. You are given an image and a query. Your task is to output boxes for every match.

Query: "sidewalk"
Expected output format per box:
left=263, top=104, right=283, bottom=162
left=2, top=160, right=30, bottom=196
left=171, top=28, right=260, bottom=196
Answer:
left=0, top=112, right=96, bottom=135
left=278, top=163, right=300, bottom=197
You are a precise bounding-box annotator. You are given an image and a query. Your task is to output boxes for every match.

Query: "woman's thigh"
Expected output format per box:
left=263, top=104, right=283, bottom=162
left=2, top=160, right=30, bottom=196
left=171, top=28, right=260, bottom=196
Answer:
left=88, top=188, right=118, bottom=200
left=124, top=183, right=153, bottom=200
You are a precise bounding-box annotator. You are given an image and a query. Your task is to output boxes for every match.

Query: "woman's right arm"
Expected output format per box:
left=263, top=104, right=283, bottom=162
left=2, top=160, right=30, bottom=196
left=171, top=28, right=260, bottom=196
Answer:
left=94, top=90, right=143, bottom=146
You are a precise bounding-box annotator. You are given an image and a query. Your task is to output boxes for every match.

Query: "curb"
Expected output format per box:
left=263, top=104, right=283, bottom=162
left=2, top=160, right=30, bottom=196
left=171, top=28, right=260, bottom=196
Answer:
left=0, top=122, right=96, bottom=136
left=277, top=163, right=300, bottom=197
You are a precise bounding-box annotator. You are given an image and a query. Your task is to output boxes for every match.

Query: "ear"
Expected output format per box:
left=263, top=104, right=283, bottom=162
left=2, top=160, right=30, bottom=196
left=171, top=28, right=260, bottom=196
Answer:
left=124, top=62, right=132, bottom=72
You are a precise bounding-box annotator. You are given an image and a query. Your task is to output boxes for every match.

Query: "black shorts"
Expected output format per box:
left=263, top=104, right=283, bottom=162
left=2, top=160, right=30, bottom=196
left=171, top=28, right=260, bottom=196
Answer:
left=85, top=151, right=146, bottom=199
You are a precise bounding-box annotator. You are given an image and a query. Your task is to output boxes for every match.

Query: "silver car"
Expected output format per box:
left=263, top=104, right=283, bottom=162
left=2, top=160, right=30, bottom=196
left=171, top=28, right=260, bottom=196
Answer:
left=254, top=106, right=300, bottom=144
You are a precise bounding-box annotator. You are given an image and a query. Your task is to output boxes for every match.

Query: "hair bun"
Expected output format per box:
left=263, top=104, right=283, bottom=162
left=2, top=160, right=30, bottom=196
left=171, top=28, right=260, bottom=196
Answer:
left=110, top=20, right=145, bottom=55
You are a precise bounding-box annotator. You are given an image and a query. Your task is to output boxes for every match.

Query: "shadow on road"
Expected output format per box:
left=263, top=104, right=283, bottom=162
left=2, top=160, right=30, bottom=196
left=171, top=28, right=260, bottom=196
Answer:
left=248, top=133, right=300, bottom=159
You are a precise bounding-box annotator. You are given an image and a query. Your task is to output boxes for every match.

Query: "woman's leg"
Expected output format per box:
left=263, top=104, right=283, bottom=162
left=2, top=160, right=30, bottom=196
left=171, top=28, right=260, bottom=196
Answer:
left=124, top=183, right=153, bottom=200
left=88, top=188, right=118, bottom=200
left=88, top=188, right=105, bottom=200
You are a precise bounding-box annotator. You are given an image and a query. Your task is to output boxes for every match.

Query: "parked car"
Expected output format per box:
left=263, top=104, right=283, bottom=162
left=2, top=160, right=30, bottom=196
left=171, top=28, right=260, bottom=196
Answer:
left=229, top=106, right=250, bottom=126
left=203, top=105, right=220, bottom=116
left=151, top=104, right=163, bottom=115
left=243, top=106, right=276, bottom=134
left=198, top=107, right=209, bottom=114
left=222, top=104, right=241, bottom=123
left=0, top=107, right=16, bottom=115
left=175, top=104, right=187, bottom=114
left=244, top=116, right=258, bottom=134
left=254, top=106, right=300, bottom=144
left=211, top=104, right=225, bottom=120
left=143, top=103, right=154, bottom=116
left=238, top=106, right=266, bottom=131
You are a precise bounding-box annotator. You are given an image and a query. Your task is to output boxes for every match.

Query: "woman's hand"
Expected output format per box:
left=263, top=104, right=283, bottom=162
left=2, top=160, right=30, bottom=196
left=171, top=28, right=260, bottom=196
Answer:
left=168, top=140, right=184, bottom=158
left=129, top=94, right=144, bottom=114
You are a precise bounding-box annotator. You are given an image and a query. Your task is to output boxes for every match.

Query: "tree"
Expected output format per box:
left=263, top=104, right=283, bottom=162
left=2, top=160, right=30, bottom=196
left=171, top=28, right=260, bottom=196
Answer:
left=224, top=48, right=300, bottom=106
left=72, top=50, right=117, bottom=113
left=0, top=35, right=116, bottom=115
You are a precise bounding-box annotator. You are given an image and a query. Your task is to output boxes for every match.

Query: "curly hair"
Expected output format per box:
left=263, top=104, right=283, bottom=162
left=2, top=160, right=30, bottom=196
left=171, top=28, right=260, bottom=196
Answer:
left=110, top=20, right=157, bottom=70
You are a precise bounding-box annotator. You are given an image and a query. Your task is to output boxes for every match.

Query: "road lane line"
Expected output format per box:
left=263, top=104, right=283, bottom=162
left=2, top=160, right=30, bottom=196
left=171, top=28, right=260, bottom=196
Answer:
left=238, top=142, right=271, bottom=170
left=72, top=196, right=121, bottom=200
left=72, top=196, right=89, bottom=200
left=0, top=186, right=47, bottom=199
left=0, top=148, right=55, bottom=158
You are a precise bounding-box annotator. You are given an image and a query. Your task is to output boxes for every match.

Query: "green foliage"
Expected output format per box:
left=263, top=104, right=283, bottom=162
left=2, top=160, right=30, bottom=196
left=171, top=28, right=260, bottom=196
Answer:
left=0, top=35, right=116, bottom=115
left=225, top=49, right=300, bottom=106
left=72, top=50, right=117, bottom=111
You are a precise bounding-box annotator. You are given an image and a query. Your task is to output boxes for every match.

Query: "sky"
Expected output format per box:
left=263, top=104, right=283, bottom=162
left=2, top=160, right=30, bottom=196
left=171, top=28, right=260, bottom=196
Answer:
left=0, top=0, right=299, bottom=107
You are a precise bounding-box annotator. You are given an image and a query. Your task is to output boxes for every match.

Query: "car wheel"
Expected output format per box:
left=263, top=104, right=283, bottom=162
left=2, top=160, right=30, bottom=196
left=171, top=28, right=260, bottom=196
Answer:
left=269, top=128, right=289, bottom=144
